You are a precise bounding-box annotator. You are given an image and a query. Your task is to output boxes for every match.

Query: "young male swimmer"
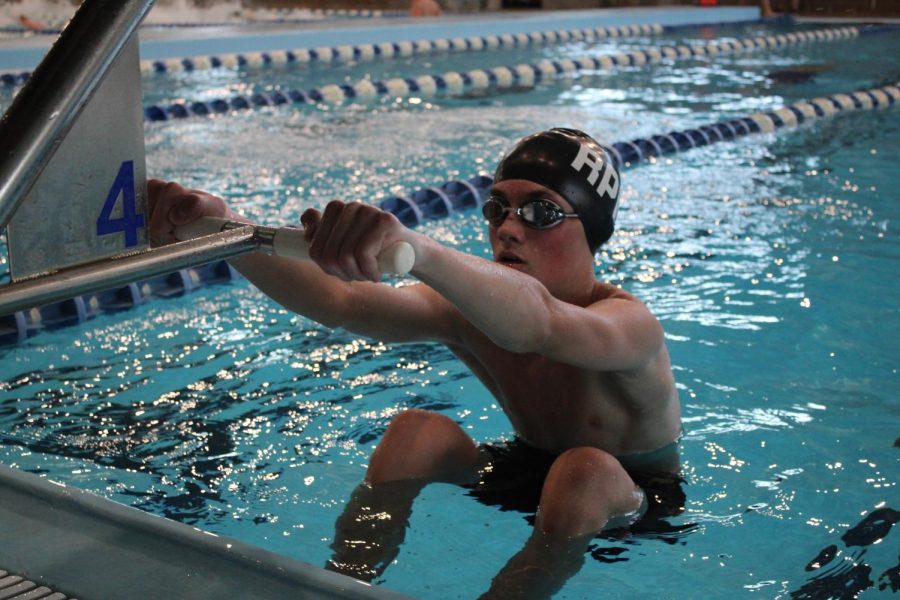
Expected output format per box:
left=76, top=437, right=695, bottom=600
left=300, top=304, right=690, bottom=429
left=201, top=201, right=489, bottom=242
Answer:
left=148, top=128, right=682, bottom=598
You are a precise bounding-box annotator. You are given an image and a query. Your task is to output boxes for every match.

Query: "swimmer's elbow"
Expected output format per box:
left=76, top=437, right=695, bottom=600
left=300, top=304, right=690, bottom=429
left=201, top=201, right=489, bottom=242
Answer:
left=491, top=304, right=557, bottom=354
left=625, top=317, right=667, bottom=371
left=493, top=332, right=544, bottom=354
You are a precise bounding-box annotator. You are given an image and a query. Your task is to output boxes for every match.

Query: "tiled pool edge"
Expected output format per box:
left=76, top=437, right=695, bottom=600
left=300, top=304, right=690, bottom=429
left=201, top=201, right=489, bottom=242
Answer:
left=0, top=463, right=413, bottom=600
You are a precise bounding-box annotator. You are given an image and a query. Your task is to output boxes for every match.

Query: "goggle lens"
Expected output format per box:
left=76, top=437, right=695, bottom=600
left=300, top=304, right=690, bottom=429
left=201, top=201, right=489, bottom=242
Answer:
left=482, top=197, right=577, bottom=229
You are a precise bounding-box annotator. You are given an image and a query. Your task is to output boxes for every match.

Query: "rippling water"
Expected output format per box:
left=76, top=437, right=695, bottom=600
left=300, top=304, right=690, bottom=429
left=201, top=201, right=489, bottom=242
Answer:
left=1, top=18, right=899, bottom=599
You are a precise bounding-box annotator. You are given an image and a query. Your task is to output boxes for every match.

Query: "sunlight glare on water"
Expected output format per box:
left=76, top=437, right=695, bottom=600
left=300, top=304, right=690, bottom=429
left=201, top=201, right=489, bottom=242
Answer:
left=1, top=16, right=899, bottom=599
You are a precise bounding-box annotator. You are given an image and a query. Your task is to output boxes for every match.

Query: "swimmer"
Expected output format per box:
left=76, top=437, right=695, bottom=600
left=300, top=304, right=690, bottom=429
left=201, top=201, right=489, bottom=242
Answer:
left=18, top=15, right=47, bottom=32
left=148, top=128, right=682, bottom=598
left=761, top=0, right=800, bottom=18
left=766, top=62, right=834, bottom=85
left=410, top=0, right=443, bottom=17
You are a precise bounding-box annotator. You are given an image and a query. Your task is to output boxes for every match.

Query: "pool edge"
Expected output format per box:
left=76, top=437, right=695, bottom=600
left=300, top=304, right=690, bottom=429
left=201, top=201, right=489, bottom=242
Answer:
left=0, top=462, right=412, bottom=600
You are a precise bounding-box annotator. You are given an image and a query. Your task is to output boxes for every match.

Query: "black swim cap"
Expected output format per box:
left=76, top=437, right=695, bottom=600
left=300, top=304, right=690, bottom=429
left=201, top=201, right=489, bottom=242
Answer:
left=493, top=128, right=620, bottom=253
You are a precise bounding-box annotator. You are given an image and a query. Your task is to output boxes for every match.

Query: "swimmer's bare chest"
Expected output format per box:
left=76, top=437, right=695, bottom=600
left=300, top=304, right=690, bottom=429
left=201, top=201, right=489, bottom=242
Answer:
left=437, top=281, right=680, bottom=456
left=449, top=341, right=641, bottom=454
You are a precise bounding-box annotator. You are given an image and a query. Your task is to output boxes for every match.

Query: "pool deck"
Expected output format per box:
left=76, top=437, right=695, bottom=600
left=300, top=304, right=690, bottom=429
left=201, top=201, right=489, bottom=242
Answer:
left=0, top=6, right=760, bottom=70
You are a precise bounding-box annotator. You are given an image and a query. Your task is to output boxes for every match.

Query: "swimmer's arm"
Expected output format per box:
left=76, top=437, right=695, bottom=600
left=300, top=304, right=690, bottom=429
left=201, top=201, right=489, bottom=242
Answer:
left=234, top=253, right=462, bottom=344
left=540, top=295, right=666, bottom=372
left=147, top=181, right=463, bottom=344
left=412, top=238, right=664, bottom=371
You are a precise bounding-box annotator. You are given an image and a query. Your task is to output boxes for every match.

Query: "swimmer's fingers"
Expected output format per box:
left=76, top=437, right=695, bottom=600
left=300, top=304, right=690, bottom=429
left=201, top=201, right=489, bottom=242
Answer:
left=147, top=179, right=228, bottom=246
left=146, top=178, right=166, bottom=228
left=337, top=205, right=389, bottom=283
left=309, top=201, right=369, bottom=281
left=147, top=179, right=189, bottom=245
left=303, top=206, right=368, bottom=279
left=352, top=210, right=405, bottom=282
left=300, top=208, right=322, bottom=245
left=305, top=201, right=341, bottom=276
left=305, top=201, right=389, bottom=282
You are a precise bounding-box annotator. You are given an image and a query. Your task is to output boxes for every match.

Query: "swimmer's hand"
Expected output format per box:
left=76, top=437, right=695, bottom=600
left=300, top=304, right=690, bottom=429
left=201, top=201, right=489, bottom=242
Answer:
left=174, top=216, right=415, bottom=277
left=301, top=200, right=418, bottom=282
left=147, top=179, right=244, bottom=246
left=150, top=183, right=415, bottom=278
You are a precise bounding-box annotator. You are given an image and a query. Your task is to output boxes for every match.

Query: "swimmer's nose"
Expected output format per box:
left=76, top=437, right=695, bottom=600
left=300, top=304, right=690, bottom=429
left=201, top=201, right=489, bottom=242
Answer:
left=495, top=210, right=527, bottom=244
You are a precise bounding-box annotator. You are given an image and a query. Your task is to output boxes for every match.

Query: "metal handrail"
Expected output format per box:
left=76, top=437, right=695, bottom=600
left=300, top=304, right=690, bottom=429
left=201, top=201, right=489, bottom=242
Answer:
left=0, top=0, right=155, bottom=231
left=0, top=228, right=258, bottom=316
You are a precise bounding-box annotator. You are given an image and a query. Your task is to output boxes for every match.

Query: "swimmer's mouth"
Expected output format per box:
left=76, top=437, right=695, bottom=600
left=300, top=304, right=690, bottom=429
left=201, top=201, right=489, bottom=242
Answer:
left=497, top=251, right=525, bottom=266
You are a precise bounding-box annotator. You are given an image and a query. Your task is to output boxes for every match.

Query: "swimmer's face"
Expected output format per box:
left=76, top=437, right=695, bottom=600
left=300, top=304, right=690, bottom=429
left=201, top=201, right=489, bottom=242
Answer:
left=488, top=179, right=594, bottom=294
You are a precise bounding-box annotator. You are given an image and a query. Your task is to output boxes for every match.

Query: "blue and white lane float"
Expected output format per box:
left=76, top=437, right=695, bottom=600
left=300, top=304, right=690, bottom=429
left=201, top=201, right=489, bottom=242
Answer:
left=378, top=81, right=900, bottom=227
left=135, top=23, right=664, bottom=76
left=0, top=21, right=665, bottom=89
left=133, top=16, right=783, bottom=77
left=140, top=24, right=893, bottom=123
left=1, top=79, right=897, bottom=345
left=1, top=15, right=789, bottom=89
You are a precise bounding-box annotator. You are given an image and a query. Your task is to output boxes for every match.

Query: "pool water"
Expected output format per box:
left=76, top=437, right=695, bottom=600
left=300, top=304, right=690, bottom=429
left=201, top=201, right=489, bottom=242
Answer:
left=1, top=17, right=898, bottom=599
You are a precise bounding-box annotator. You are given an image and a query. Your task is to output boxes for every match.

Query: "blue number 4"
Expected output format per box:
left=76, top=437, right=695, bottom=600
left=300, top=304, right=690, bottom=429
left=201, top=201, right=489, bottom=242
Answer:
left=96, top=160, right=145, bottom=247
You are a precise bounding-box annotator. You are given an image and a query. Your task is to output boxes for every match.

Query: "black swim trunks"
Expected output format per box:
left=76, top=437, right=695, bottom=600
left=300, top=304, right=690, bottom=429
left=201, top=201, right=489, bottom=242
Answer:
left=462, top=439, right=688, bottom=538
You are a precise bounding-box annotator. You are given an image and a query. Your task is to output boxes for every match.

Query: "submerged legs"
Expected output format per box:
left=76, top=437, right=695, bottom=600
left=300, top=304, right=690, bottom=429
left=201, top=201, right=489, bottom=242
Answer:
left=328, top=415, right=649, bottom=599
left=325, top=479, right=422, bottom=581
left=326, top=409, right=479, bottom=581
left=479, top=447, right=644, bottom=600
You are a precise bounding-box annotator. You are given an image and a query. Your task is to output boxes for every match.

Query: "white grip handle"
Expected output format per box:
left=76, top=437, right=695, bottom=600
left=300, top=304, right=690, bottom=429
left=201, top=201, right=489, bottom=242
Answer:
left=172, top=216, right=235, bottom=240
left=174, top=217, right=416, bottom=276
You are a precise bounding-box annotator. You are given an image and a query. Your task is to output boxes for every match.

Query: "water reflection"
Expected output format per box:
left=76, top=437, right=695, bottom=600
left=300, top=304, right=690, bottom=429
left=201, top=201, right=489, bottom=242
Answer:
left=0, top=23, right=898, bottom=598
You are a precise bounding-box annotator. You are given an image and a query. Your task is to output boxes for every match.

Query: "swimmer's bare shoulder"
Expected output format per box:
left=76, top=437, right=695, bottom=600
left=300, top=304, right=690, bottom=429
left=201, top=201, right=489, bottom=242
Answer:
left=586, top=281, right=681, bottom=447
left=589, top=280, right=644, bottom=304
left=586, top=281, right=668, bottom=364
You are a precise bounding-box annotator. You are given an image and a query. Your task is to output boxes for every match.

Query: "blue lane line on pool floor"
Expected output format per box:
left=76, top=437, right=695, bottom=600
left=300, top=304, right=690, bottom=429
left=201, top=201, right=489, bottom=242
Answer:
left=1, top=78, right=897, bottom=346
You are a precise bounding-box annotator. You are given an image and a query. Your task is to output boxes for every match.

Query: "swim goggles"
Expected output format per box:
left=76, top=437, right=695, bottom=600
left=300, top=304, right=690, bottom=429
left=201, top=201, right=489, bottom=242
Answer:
left=482, top=197, right=580, bottom=229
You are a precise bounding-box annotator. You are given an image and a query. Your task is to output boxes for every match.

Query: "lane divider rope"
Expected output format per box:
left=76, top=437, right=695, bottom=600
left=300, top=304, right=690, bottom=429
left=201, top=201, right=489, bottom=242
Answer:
left=136, top=23, right=665, bottom=77
left=0, top=16, right=785, bottom=89
left=135, top=16, right=785, bottom=77
left=379, top=80, right=900, bottom=227
left=0, top=21, right=664, bottom=89
left=140, top=24, right=897, bottom=123
left=2, top=77, right=896, bottom=345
